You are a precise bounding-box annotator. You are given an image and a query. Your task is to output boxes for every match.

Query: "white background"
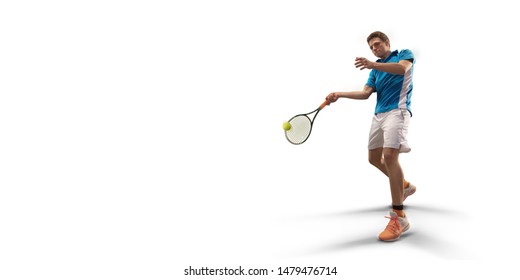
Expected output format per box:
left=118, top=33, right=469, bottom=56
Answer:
left=1, top=0, right=519, bottom=279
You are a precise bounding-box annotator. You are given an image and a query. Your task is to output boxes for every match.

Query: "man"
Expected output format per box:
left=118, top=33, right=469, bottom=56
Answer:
left=326, top=31, right=416, bottom=241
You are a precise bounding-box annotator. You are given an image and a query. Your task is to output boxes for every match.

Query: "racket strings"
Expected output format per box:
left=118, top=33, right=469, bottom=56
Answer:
left=285, top=115, right=312, bottom=144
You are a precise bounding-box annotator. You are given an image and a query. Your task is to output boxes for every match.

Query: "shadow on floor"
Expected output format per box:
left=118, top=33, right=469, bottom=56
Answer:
left=310, top=204, right=467, bottom=219
left=307, top=230, right=471, bottom=259
left=287, top=204, right=472, bottom=259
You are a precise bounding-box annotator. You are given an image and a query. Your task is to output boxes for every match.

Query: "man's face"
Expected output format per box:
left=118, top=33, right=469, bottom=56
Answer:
left=368, top=38, right=390, bottom=59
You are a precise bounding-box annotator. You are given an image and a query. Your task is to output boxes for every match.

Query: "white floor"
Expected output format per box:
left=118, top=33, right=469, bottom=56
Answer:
left=174, top=174, right=519, bottom=279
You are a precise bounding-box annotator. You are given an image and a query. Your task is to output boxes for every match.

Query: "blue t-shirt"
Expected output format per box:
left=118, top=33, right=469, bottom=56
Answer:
left=366, top=49, right=415, bottom=115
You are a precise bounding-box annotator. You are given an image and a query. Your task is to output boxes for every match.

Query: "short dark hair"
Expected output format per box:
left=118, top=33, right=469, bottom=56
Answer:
left=367, top=31, right=389, bottom=44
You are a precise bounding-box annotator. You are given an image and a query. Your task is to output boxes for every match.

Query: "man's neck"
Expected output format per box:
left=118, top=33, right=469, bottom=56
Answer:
left=380, top=50, right=392, bottom=60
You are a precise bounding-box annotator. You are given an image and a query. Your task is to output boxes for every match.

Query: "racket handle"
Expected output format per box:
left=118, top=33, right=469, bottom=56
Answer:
left=319, top=99, right=330, bottom=109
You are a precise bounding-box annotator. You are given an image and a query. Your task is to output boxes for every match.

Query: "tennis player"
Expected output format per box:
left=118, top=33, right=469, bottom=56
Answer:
left=326, top=31, right=416, bottom=241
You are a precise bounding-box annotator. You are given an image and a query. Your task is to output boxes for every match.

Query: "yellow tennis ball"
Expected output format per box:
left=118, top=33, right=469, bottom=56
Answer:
left=282, top=121, right=292, bottom=131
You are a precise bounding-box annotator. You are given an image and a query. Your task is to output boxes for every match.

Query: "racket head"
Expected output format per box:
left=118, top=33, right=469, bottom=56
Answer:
left=285, top=114, right=312, bottom=145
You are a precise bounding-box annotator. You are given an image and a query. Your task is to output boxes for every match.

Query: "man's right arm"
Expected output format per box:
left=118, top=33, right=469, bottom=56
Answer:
left=326, top=85, right=374, bottom=103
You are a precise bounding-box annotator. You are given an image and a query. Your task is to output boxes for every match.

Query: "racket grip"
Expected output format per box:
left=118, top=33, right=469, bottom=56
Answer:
left=319, top=99, right=330, bottom=109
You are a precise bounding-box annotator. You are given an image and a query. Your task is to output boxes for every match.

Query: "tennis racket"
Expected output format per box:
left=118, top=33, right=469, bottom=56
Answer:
left=285, top=99, right=330, bottom=145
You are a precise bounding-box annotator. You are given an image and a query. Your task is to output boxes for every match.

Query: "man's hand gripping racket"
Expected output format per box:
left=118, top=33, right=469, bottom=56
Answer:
left=283, top=99, right=331, bottom=145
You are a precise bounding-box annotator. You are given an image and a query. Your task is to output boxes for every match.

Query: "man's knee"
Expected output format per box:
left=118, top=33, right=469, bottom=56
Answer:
left=383, top=148, right=399, bottom=165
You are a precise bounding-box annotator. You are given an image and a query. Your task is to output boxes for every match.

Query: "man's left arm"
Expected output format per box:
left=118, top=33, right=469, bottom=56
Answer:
left=355, top=58, right=412, bottom=75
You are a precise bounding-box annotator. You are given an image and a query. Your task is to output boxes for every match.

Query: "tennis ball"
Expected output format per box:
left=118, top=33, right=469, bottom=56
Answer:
left=282, top=121, right=292, bottom=131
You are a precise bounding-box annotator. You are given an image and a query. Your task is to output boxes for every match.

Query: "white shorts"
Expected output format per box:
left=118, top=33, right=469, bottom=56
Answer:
left=368, top=108, right=411, bottom=153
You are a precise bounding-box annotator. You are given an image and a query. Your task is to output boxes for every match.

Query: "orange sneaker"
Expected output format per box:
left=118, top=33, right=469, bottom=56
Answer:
left=378, top=211, right=410, bottom=242
left=403, top=182, right=416, bottom=201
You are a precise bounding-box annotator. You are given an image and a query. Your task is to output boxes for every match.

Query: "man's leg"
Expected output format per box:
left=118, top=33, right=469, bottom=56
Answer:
left=378, top=147, right=410, bottom=242
left=369, top=148, right=414, bottom=201
left=382, top=148, right=404, bottom=207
